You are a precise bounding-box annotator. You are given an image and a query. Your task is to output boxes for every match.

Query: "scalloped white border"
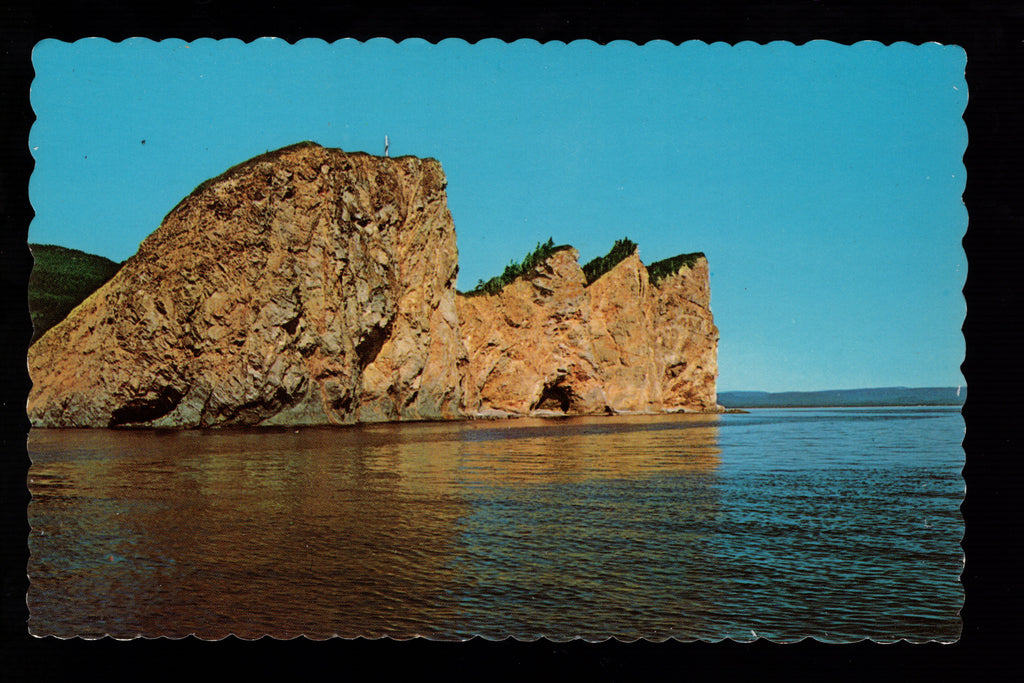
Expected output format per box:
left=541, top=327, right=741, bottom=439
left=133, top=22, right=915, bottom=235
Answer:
left=26, top=37, right=968, bottom=644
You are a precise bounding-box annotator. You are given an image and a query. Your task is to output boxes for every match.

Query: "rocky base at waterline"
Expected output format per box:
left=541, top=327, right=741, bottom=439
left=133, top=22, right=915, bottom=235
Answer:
left=27, top=142, right=721, bottom=427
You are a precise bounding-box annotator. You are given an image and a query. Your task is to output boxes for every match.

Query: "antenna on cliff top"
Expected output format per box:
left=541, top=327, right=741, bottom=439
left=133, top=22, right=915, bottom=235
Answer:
left=385, top=135, right=389, bottom=157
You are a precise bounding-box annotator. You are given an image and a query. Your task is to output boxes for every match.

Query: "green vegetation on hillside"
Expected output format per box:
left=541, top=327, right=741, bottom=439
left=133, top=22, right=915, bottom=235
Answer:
left=581, top=237, right=638, bottom=285
left=29, top=244, right=122, bottom=344
left=648, top=251, right=705, bottom=286
left=462, top=237, right=705, bottom=295
left=465, top=237, right=569, bottom=296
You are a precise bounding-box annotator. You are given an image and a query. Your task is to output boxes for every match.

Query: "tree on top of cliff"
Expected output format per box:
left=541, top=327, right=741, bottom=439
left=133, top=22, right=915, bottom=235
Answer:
left=647, top=252, right=706, bottom=286
left=581, top=237, right=638, bottom=285
left=466, top=237, right=573, bottom=296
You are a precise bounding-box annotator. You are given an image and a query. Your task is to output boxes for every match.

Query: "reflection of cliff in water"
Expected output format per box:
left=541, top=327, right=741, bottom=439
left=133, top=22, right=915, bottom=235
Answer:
left=452, top=413, right=721, bottom=485
left=28, top=415, right=722, bottom=639
left=28, top=410, right=964, bottom=641
left=439, top=414, right=725, bottom=639
left=29, top=428, right=470, bottom=638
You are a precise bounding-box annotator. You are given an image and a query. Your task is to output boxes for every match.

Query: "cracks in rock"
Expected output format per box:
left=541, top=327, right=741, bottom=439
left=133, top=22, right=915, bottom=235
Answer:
left=282, top=313, right=300, bottom=336
left=402, top=388, right=420, bottom=409
left=681, top=296, right=713, bottom=313
left=355, top=317, right=394, bottom=370
left=274, top=386, right=292, bottom=408
left=332, top=393, right=353, bottom=414
left=665, top=361, right=688, bottom=379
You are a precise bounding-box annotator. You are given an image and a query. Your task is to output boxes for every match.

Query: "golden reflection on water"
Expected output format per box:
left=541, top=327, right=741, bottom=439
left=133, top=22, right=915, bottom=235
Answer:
left=452, top=414, right=721, bottom=485
left=28, top=414, right=722, bottom=638
left=357, top=413, right=722, bottom=491
left=26, top=411, right=965, bottom=641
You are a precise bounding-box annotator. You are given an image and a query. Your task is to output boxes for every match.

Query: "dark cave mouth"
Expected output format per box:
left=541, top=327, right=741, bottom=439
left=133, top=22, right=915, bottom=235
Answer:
left=109, top=386, right=184, bottom=427
left=533, top=384, right=572, bottom=412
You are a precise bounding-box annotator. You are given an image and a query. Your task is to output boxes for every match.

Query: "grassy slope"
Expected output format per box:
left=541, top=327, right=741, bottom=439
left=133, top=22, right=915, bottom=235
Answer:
left=28, top=244, right=122, bottom=344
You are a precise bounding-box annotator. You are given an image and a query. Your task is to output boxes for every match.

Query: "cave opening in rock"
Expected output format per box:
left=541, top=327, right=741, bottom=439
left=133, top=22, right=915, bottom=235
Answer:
left=534, top=384, right=571, bottom=412
left=109, top=386, right=184, bottom=427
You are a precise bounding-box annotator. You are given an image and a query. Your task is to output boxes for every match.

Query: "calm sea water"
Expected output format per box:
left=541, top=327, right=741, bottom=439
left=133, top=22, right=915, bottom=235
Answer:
left=27, top=407, right=963, bottom=641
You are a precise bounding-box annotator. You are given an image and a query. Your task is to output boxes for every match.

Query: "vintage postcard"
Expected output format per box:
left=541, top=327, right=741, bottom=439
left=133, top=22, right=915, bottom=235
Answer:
left=26, top=38, right=966, bottom=641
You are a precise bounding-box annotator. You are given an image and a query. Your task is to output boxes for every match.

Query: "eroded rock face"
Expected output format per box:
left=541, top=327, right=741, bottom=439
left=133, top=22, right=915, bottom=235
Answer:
left=457, top=250, right=719, bottom=416
left=28, top=142, right=465, bottom=427
left=28, top=143, right=719, bottom=428
left=649, top=257, right=720, bottom=411
left=457, top=248, right=606, bottom=415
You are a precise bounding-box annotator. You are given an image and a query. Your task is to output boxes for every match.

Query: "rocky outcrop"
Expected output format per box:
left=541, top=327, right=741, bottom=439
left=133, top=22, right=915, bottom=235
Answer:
left=28, top=142, right=465, bottom=427
left=457, top=249, right=719, bottom=417
left=458, top=247, right=605, bottom=415
left=28, top=142, right=719, bottom=428
left=647, top=256, right=719, bottom=411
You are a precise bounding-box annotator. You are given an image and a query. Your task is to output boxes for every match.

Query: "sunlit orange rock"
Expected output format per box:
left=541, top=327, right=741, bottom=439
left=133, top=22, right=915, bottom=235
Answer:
left=28, top=142, right=465, bottom=426
left=28, top=143, right=719, bottom=427
left=457, top=250, right=720, bottom=417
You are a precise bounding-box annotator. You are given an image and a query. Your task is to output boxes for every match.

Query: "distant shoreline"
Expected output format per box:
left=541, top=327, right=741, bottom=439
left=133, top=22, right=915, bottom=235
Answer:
left=726, top=404, right=962, bottom=410
left=717, top=387, right=965, bottom=410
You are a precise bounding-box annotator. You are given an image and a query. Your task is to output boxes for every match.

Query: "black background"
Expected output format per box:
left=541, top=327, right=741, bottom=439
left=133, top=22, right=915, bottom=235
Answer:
left=1, top=1, right=1020, bottom=678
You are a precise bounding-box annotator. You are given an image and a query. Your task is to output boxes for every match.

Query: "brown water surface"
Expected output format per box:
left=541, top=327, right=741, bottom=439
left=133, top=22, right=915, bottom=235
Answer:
left=27, top=409, right=962, bottom=641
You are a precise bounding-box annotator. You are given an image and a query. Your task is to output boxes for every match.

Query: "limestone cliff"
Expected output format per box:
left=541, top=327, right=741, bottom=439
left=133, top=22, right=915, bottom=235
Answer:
left=28, top=142, right=719, bottom=427
left=28, top=142, right=465, bottom=427
left=457, top=249, right=719, bottom=417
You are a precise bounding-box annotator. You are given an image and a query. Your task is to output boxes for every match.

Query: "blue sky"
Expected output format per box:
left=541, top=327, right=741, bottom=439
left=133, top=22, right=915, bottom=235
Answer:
left=29, top=38, right=967, bottom=392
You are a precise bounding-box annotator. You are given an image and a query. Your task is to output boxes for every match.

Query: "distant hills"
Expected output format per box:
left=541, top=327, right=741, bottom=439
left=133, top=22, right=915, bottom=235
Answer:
left=717, top=387, right=965, bottom=408
left=29, top=244, right=122, bottom=344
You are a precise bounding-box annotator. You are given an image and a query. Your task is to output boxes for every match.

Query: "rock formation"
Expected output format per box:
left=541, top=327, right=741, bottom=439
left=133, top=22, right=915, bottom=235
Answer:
left=457, top=249, right=719, bottom=417
left=28, top=142, right=465, bottom=427
left=27, top=142, right=719, bottom=428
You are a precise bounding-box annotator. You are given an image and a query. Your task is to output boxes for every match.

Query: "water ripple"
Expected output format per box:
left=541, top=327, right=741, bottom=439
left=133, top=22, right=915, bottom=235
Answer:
left=28, top=408, right=962, bottom=641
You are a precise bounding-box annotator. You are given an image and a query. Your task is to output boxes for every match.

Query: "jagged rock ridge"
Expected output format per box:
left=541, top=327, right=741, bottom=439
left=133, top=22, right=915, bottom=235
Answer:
left=457, top=248, right=718, bottom=417
left=27, top=143, right=719, bottom=427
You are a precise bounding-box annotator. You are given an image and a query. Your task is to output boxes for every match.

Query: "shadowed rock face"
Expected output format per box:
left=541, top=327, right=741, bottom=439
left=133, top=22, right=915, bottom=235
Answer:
left=28, top=143, right=465, bottom=427
left=457, top=250, right=719, bottom=417
left=28, top=143, right=718, bottom=428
